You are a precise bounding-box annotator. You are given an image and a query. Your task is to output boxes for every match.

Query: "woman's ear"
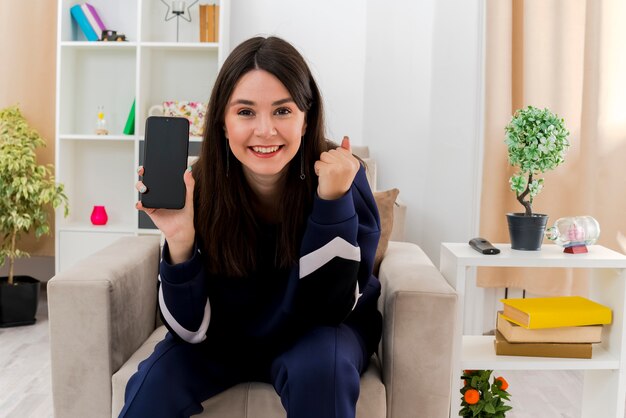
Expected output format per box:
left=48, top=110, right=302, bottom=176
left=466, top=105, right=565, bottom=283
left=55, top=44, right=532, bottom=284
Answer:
left=223, top=126, right=229, bottom=139
left=301, top=120, right=307, bottom=136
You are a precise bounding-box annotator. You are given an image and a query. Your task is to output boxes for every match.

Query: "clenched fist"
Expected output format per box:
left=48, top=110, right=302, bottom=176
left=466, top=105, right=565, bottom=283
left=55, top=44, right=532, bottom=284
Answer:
left=314, top=136, right=360, bottom=200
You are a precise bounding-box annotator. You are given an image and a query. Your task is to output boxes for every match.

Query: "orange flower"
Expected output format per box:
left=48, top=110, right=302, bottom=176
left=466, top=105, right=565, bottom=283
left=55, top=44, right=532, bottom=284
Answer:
left=495, top=376, right=509, bottom=391
left=464, top=389, right=480, bottom=405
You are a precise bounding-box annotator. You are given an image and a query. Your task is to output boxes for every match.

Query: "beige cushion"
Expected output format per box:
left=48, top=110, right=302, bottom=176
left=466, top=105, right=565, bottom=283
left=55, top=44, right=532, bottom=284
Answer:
left=373, top=188, right=400, bottom=275
left=112, top=326, right=386, bottom=418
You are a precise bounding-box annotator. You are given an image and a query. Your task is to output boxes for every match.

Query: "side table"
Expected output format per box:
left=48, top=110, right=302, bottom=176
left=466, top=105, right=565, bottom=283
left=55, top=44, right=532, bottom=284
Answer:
left=439, top=243, right=626, bottom=418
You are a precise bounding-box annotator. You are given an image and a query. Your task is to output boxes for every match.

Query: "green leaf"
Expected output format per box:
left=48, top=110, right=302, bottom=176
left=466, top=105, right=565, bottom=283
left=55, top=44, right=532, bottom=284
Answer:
left=0, top=104, right=70, bottom=261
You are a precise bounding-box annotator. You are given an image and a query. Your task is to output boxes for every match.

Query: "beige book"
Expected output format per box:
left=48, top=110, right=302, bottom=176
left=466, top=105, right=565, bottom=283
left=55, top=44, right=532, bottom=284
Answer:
left=214, top=5, right=220, bottom=42
left=494, top=331, right=592, bottom=359
left=199, top=5, right=209, bottom=42
left=497, top=312, right=602, bottom=343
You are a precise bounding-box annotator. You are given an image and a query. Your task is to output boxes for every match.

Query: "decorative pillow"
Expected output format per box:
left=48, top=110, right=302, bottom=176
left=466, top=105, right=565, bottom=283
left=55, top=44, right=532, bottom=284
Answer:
left=373, top=188, right=400, bottom=276
left=161, top=101, right=207, bottom=137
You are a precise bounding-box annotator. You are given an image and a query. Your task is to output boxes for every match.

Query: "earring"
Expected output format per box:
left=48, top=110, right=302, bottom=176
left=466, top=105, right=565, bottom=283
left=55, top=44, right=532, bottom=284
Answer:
left=300, top=139, right=305, bottom=180
left=225, top=139, right=230, bottom=178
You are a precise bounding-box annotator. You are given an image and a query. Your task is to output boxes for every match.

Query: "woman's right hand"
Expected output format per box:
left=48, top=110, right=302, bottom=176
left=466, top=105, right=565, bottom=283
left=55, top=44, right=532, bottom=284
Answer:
left=136, top=166, right=196, bottom=264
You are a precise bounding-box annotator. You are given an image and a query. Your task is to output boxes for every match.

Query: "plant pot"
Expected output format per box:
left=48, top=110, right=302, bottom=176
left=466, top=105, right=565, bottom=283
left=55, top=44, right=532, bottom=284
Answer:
left=0, top=275, right=40, bottom=327
left=506, top=213, right=549, bottom=251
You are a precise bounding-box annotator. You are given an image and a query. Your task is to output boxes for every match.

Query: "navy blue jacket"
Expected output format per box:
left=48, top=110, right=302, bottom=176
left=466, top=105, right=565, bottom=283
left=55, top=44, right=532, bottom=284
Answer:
left=157, top=165, right=382, bottom=358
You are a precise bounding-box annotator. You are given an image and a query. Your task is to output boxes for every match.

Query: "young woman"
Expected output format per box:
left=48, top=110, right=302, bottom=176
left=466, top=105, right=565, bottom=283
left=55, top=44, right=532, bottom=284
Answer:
left=121, top=36, right=382, bottom=418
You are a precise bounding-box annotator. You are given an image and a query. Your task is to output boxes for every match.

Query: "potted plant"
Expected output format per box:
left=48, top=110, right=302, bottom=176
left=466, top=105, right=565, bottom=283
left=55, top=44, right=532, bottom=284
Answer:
left=0, top=105, right=69, bottom=327
left=460, top=370, right=512, bottom=417
left=504, top=106, right=570, bottom=250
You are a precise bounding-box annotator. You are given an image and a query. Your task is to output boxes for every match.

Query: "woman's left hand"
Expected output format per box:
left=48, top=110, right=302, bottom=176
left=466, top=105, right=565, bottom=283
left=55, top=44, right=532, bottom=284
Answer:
left=314, top=136, right=360, bottom=200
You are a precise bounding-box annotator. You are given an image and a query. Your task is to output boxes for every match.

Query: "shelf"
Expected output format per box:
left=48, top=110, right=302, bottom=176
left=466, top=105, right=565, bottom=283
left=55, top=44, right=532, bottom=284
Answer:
left=58, top=46, right=136, bottom=134
left=60, top=41, right=138, bottom=50
left=140, top=42, right=219, bottom=50
left=59, top=134, right=136, bottom=141
left=58, top=222, right=136, bottom=234
left=56, top=0, right=228, bottom=273
left=441, top=243, right=626, bottom=268
left=442, top=243, right=626, bottom=417
left=137, top=228, right=162, bottom=236
left=137, top=135, right=203, bottom=143
left=59, top=0, right=138, bottom=43
left=461, top=335, right=619, bottom=370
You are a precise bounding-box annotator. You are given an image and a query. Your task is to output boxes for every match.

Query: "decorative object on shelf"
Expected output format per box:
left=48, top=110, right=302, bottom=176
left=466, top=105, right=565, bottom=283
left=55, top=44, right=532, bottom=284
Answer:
left=95, top=105, right=109, bottom=135
left=160, top=0, right=200, bottom=42
left=460, top=370, right=511, bottom=418
left=149, top=101, right=207, bottom=136
left=123, top=99, right=136, bottom=135
left=504, top=106, right=570, bottom=250
left=545, top=216, right=600, bottom=253
left=90, top=206, right=109, bottom=226
left=199, top=3, right=219, bottom=42
left=0, top=105, right=69, bottom=327
left=102, top=30, right=127, bottom=42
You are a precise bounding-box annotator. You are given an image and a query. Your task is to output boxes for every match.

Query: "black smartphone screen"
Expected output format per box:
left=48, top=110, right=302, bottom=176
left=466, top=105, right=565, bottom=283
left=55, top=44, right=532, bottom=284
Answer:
left=141, top=116, right=190, bottom=209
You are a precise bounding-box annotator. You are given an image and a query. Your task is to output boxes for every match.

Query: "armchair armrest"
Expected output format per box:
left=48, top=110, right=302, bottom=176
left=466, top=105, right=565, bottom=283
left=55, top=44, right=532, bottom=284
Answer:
left=48, top=236, right=161, bottom=418
left=378, top=241, right=457, bottom=418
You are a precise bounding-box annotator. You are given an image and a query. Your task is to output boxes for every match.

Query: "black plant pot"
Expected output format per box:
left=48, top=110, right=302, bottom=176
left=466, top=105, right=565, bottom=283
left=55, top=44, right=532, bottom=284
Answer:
left=0, top=275, right=40, bottom=327
left=506, top=213, right=549, bottom=251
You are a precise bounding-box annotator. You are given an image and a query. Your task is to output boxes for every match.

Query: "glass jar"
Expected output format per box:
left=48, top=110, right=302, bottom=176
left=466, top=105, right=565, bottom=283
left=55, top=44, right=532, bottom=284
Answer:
left=545, top=216, right=600, bottom=247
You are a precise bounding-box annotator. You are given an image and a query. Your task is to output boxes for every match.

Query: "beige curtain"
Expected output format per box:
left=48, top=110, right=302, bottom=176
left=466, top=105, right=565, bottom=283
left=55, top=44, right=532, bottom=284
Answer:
left=479, top=0, right=626, bottom=294
left=0, top=1, right=58, bottom=257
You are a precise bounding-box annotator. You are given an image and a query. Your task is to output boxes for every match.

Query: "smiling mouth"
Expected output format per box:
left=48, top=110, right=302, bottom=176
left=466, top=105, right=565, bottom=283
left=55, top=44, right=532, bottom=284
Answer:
left=250, top=145, right=284, bottom=154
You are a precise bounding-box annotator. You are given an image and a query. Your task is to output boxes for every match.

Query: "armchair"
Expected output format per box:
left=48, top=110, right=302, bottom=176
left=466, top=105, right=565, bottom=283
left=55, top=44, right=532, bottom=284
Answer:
left=48, top=150, right=457, bottom=418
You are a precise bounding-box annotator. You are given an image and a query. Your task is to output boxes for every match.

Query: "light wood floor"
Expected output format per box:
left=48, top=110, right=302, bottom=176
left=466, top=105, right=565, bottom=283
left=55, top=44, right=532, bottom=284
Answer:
left=0, top=285, right=53, bottom=418
left=0, top=287, right=613, bottom=418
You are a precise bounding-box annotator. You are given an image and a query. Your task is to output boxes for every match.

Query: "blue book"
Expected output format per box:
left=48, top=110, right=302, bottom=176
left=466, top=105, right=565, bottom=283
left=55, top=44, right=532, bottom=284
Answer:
left=70, top=4, right=99, bottom=41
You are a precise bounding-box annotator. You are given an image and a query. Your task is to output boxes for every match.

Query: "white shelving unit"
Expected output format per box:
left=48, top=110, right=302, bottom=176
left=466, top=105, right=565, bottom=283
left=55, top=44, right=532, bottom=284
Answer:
left=54, top=0, right=230, bottom=273
left=440, top=243, right=626, bottom=418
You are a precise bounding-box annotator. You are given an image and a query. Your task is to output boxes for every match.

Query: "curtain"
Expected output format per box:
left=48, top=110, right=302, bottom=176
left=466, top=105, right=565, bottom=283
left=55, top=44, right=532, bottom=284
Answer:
left=0, top=1, right=58, bottom=257
left=479, top=0, right=626, bottom=294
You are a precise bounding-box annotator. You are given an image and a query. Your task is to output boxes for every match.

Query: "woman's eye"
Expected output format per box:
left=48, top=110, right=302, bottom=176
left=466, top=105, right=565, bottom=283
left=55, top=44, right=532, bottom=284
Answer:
left=238, top=109, right=254, bottom=117
left=275, top=107, right=292, bottom=116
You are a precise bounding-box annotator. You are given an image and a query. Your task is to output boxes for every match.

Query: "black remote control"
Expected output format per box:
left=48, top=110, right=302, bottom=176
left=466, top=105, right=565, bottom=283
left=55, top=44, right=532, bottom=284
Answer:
left=469, top=237, right=500, bottom=255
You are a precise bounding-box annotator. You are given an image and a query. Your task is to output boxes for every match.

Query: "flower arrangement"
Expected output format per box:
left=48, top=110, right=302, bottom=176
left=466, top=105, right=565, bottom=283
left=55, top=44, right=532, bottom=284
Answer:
left=505, top=106, right=570, bottom=216
left=460, top=370, right=511, bottom=418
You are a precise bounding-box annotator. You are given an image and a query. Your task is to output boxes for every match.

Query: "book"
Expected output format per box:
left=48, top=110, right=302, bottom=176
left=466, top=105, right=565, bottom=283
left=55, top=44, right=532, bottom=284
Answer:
left=494, top=330, right=592, bottom=359
left=496, top=312, right=602, bottom=343
left=200, top=5, right=209, bottom=42
left=199, top=4, right=219, bottom=42
left=214, top=5, right=220, bottom=42
left=500, top=296, right=612, bottom=329
left=123, top=99, right=135, bottom=135
left=70, top=5, right=99, bottom=42
left=82, top=4, right=107, bottom=40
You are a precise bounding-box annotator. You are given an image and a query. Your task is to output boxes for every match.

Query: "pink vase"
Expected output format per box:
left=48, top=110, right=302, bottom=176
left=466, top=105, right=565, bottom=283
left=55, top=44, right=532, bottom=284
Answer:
left=90, top=205, right=108, bottom=225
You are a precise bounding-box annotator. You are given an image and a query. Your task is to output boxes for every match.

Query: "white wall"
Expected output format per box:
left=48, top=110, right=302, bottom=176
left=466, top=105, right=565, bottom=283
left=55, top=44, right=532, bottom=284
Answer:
left=230, top=0, right=484, bottom=264
left=229, top=0, right=367, bottom=143
left=363, top=0, right=484, bottom=263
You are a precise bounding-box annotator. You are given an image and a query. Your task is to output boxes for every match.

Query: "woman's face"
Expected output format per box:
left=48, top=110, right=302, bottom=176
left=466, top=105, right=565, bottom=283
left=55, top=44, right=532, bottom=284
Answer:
left=224, top=69, right=307, bottom=183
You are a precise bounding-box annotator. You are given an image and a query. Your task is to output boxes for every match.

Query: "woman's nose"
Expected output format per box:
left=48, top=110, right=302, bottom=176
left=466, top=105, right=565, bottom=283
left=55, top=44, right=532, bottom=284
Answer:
left=254, top=115, right=277, bottom=138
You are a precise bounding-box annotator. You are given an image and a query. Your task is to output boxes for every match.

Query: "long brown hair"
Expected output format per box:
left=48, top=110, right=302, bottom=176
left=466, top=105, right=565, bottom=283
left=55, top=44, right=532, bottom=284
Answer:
left=193, top=36, right=331, bottom=277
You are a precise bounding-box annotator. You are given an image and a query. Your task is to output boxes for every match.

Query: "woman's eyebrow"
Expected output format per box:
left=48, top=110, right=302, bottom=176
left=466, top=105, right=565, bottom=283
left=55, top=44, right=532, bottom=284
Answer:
left=229, top=98, right=294, bottom=107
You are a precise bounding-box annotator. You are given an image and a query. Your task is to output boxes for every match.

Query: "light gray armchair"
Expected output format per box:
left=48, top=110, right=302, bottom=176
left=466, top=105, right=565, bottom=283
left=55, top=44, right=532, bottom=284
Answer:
left=48, top=149, right=457, bottom=418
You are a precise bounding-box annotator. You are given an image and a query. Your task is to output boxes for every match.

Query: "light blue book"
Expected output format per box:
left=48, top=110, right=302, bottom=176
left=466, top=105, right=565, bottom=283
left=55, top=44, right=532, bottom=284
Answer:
left=70, top=4, right=98, bottom=41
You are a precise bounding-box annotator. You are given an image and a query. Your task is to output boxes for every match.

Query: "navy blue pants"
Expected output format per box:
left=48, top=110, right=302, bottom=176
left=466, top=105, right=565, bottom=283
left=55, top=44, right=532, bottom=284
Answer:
left=119, top=325, right=369, bottom=418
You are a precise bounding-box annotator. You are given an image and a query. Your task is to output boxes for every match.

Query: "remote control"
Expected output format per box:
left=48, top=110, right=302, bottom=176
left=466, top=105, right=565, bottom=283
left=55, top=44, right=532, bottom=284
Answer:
left=468, top=237, right=500, bottom=255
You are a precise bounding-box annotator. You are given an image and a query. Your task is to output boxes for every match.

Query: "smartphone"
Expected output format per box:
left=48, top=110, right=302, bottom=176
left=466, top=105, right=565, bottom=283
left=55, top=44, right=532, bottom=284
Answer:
left=140, top=116, right=190, bottom=209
